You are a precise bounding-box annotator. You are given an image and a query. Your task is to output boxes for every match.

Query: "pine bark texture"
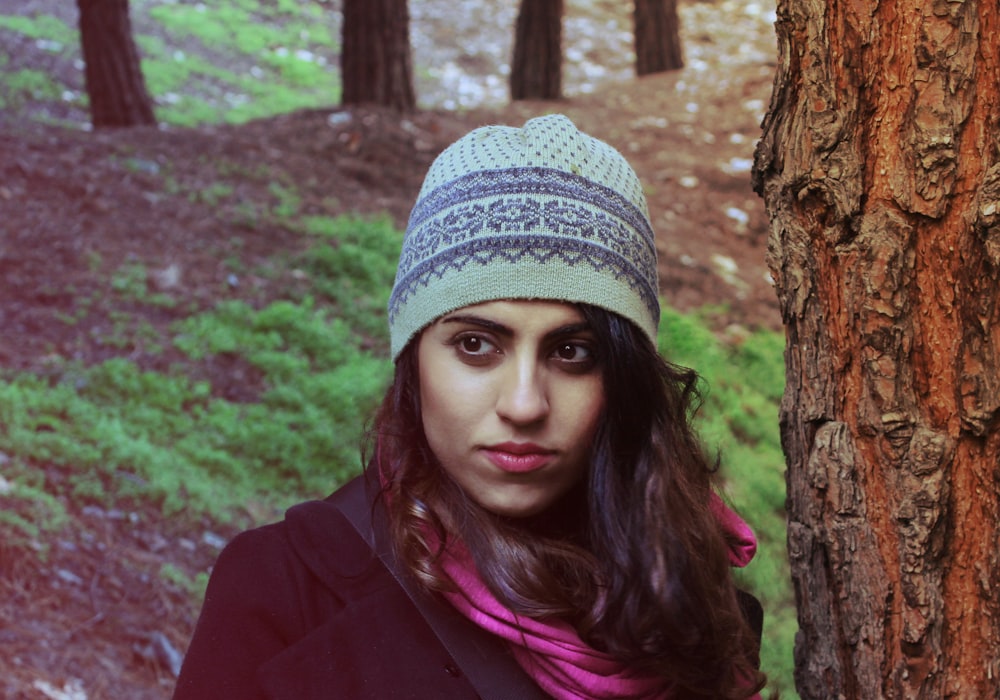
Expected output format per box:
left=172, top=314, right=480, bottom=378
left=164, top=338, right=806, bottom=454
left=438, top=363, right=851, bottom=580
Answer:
left=77, top=0, right=155, bottom=128
left=341, top=0, right=416, bottom=111
left=633, top=0, right=683, bottom=75
left=752, top=1, right=1000, bottom=697
left=510, top=0, right=563, bottom=101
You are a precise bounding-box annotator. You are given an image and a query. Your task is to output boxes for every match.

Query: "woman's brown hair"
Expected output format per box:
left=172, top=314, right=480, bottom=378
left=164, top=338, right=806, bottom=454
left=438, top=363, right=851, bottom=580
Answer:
left=368, top=304, right=766, bottom=699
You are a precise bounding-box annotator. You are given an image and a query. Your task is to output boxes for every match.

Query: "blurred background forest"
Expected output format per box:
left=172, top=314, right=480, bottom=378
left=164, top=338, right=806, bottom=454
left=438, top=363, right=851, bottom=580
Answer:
left=0, top=1, right=794, bottom=698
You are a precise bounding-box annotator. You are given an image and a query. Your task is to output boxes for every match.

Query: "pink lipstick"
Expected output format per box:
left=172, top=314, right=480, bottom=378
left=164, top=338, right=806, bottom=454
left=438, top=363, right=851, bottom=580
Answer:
left=482, top=442, right=555, bottom=473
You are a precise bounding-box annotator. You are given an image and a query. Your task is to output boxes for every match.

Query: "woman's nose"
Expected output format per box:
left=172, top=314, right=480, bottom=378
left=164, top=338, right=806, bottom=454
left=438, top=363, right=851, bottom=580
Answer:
left=495, top=359, right=549, bottom=425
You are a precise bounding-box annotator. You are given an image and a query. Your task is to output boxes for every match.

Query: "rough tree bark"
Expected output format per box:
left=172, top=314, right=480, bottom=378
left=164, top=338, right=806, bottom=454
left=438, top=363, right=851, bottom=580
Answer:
left=341, top=0, right=416, bottom=111
left=752, top=1, right=1000, bottom=698
left=510, top=0, right=563, bottom=101
left=77, top=0, right=156, bottom=128
left=633, top=0, right=683, bottom=75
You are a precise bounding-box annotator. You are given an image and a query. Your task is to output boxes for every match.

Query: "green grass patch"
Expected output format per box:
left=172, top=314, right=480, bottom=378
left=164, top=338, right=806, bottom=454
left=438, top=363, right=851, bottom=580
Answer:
left=108, top=261, right=176, bottom=308
left=0, top=313, right=388, bottom=521
left=290, top=215, right=401, bottom=342
left=2, top=2, right=342, bottom=127
left=0, top=460, right=69, bottom=548
left=0, top=215, right=399, bottom=537
left=146, top=2, right=336, bottom=55
left=0, top=14, right=75, bottom=113
left=268, top=181, right=301, bottom=218
left=160, top=561, right=210, bottom=602
left=0, top=13, right=76, bottom=45
left=1, top=68, right=65, bottom=108
left=138, top=1, right=341, bottom=126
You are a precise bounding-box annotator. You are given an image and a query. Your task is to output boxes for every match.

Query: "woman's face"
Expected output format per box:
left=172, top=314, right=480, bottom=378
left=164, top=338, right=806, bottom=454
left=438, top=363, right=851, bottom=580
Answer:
left=417, top=300, right=604, bottom=518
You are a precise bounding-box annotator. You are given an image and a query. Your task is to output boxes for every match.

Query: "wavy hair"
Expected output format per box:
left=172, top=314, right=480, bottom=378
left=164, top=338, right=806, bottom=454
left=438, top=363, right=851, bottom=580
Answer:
left=367, top=304, right=765, bottom=699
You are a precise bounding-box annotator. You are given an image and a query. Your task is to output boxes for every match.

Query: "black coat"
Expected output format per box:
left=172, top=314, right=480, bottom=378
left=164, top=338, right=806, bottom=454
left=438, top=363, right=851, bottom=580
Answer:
left=173, top=481, right=763, bottom=699
left=172, top=489, right=490, bottom=699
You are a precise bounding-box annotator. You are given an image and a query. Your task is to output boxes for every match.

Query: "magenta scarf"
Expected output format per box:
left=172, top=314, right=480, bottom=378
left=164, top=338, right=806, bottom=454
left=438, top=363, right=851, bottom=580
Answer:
left=439, top=493, right=760, bottom=700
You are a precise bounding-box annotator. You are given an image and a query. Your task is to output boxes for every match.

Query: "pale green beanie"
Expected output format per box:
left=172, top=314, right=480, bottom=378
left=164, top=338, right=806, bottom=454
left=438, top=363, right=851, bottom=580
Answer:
left=388, top=113, right=659, bottom=360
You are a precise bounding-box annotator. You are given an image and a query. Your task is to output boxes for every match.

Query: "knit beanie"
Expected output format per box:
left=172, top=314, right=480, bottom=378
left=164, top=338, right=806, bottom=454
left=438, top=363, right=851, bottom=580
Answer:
left=387, top=113, right=659, bottom=360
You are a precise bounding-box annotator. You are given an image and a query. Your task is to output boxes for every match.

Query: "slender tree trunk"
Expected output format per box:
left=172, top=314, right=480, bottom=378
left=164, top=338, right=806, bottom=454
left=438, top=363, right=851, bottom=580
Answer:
left=77, top=0, right=156, bottom=128
left=510, top=0, right=563, bottom=101
left=633, top=0, right=683, bottom=75
left=752, top=1, right=1000, bottom=697
left=341, top=0, right=416, bottom=111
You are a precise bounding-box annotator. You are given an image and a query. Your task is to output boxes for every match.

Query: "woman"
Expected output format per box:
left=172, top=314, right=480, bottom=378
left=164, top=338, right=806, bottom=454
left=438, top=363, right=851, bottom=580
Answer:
left=173, top=114, right=766, bottom=699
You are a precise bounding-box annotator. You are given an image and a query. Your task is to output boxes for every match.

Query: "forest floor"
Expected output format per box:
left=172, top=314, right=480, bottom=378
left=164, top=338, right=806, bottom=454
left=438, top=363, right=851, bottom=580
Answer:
left=0, top=0, right=781, bottom=697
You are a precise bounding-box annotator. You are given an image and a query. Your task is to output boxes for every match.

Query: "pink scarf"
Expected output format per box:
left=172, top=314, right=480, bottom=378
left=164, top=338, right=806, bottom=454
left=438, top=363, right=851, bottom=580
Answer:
left=439, top=493, right=759, bottom=700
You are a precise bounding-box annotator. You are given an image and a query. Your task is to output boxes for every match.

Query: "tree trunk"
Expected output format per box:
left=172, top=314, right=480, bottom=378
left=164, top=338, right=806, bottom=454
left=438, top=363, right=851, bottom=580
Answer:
left=510, top=0, right=563, bottom=101
left=633, top=0, right=683, bottom=75
left=341, top=0, right=416, bottom=111
left=752, top=1, right=1000, bottom=698
left=77, top=0, right=156, bottom=128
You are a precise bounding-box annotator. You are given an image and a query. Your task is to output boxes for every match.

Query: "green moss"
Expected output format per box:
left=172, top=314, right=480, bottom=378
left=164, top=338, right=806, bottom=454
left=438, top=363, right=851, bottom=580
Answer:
left=0, top=13, right=75, bottom=45
left=2, top=68, right=65, bottom=106
left=135, top=1, right=341, bottom=126
left=160, top=561, right=210, bottom=601
left=3, top=1, right=345, bottom=127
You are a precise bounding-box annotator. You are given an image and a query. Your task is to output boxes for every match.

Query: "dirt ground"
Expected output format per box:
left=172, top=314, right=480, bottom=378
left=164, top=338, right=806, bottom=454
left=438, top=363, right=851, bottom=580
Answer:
left=0, top=1, right=780, bottom=697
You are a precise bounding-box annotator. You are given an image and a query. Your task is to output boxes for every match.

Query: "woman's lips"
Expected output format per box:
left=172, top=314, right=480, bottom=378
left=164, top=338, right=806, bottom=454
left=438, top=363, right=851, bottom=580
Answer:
left=482, top=443, right=555, bottom=473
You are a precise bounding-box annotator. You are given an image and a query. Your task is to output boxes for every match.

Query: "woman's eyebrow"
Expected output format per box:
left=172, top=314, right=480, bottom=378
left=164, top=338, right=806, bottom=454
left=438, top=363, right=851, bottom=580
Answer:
left=440, top=315, right=512, bottom=335
left=544, top=322, right=593, bottom=340
left=440, top=315, right=591, bottom=341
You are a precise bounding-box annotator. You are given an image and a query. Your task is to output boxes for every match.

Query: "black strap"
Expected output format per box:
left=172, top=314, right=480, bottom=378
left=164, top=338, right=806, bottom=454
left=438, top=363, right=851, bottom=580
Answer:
left=331, top=476, right=549, bottom=700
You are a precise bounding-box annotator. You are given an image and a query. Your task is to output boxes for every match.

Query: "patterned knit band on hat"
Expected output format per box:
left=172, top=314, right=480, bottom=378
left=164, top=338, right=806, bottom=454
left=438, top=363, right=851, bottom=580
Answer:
left=387, top=113, right=660, bottom=360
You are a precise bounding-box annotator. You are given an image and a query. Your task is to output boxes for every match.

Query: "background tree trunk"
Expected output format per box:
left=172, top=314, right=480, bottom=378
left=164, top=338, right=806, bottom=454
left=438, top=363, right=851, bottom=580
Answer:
left=77, top=0, right=155, bottom=128
left=341, top=0, right=416, bottom=111
left=510, top=0, right=563, bottom=101
left=633, top=0, right=683, bottom=75
left=752, top=1, right=1000, bottom=697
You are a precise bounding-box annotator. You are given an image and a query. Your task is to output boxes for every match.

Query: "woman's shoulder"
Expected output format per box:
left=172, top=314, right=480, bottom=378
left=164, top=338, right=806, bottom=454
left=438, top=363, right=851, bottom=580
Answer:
left=175, top=479, right=477, bottom=699
left=215, top=479, right=377, bottom=595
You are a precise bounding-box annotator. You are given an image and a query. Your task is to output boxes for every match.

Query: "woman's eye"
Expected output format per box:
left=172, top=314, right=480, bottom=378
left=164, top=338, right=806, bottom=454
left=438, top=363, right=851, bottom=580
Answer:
left=455, top=335, right=496, bottom=356
left=552, top=343, right=594, bottom=364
